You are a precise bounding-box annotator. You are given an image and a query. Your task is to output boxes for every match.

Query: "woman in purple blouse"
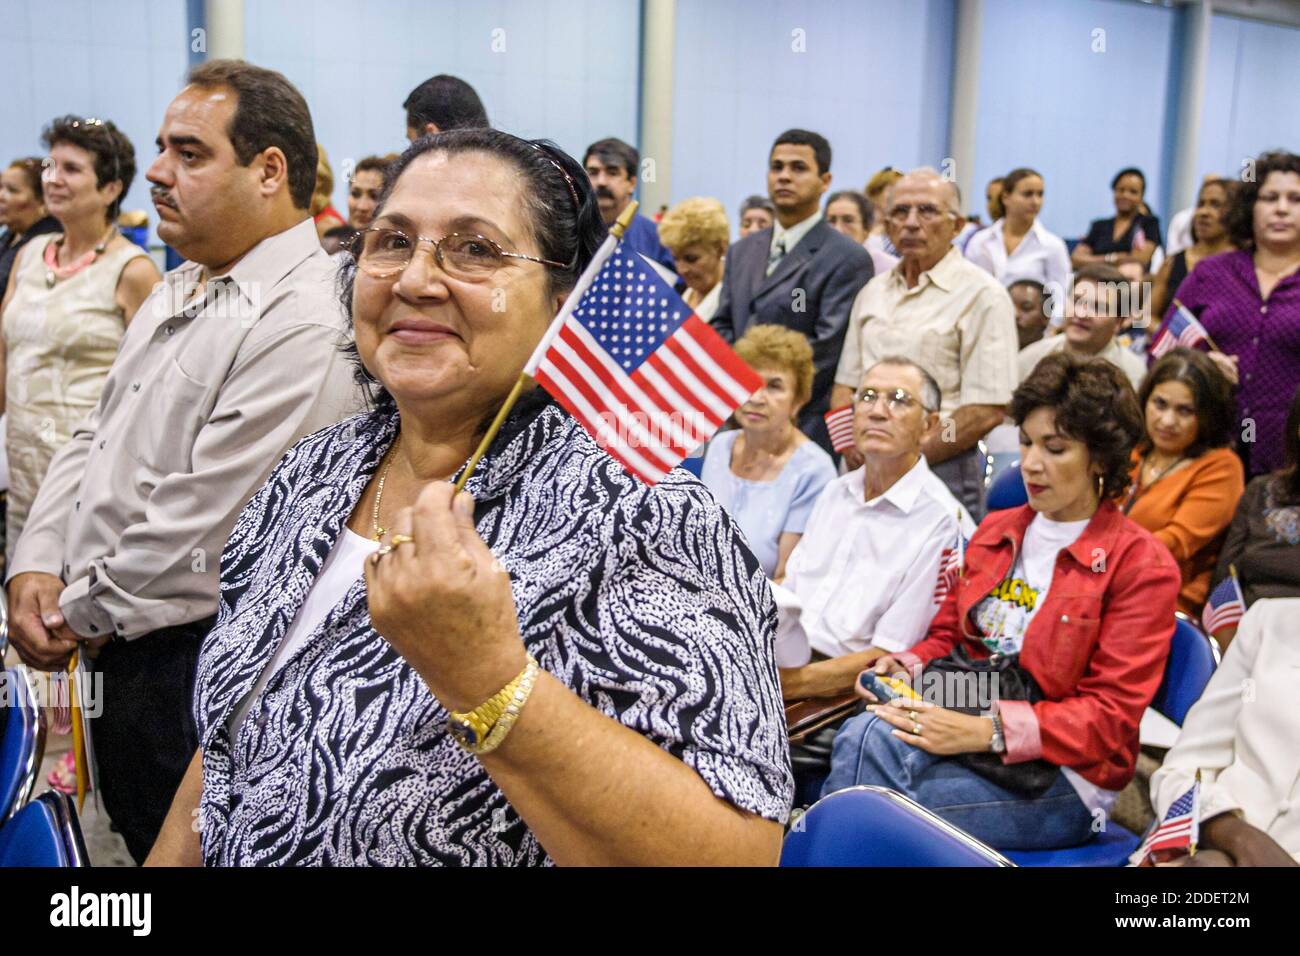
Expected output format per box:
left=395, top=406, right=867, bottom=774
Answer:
left=1161, top=151, right=1300, bottom=476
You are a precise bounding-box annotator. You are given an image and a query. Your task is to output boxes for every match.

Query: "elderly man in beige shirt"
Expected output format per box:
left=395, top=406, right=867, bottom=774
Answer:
left=5, top=61, right=360, bottom=862
left=833, top=169, right=1018, bottom=518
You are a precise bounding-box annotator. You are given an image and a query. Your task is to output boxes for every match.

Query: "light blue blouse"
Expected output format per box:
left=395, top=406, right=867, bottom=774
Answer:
left=701, top=429, right=837, bottom=578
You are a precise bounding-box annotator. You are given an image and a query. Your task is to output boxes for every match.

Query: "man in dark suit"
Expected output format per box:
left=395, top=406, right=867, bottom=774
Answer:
left=710, top=129, right=874, bottom=452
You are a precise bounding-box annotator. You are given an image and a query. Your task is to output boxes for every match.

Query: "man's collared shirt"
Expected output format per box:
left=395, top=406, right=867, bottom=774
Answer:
left=782, top=455, right=975, bottom=658
left=9, top=218, right=362, bottom=639
left=835, top=246, right=1018, bottom=413
left=767, top=209, right=823, bottom=274
left=1017, top=331, right=1147, bottom=391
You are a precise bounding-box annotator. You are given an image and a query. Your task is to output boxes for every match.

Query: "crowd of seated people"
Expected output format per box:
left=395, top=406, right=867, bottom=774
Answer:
left=2, top=48, right=1297, bottom=866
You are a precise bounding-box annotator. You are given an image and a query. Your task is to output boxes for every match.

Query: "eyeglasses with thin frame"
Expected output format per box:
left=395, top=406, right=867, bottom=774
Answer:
left=854, top=386, right=931, bottom=415
left=886, top=203, right=951, bottom=224
left=350, top=226, right=567, bottom=282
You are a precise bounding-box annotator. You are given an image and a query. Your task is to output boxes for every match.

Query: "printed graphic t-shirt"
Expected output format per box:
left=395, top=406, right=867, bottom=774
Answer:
left=971, top=513, right=1090, bottom=655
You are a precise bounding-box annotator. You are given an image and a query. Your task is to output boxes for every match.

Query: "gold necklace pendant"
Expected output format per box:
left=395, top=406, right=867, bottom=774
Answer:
left=372, top=435, right=401, bottom=540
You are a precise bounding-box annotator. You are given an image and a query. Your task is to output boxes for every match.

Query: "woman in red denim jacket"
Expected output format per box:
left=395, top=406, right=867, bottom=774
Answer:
left=823, top=354, right=1181, bottom=850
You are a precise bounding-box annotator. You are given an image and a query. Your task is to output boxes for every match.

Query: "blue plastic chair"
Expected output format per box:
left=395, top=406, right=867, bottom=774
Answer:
left=0, top=666, right=40, bottom=822
left=985, top=465, right=1028, bottom=511
left=781, top=786, right=1012, bottom=867
left=0, top=792, right=73, bottom=866
left=1003, top=614, right=1219, bottom=867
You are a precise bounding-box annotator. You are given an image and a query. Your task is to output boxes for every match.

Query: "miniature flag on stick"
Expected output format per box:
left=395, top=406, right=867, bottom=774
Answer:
left=1151, top=300, right=1217, bottom=359
left=932, top=517, right=968, bottom=604
left=824, top=405, right=856, bottom=454
left=525, top=217, right=762, bottom=485
left=1202, top=567, right=1246, bottom=635
left=1131, top=778, right=1200, bottom=865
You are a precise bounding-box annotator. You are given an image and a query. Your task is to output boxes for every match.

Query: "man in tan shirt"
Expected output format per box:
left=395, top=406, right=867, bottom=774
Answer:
left=5, top=61, right=360, bottom=862
left=833, top=169, right=1018, bottom=517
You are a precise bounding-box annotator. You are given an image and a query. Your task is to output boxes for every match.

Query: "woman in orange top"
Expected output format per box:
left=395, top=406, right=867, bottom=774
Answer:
left=1124, top=348, right=1244, bottom=615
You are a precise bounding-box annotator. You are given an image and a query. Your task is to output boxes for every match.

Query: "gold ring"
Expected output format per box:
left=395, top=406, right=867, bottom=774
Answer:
left=389, top=534, right=415, bottom=548
left=907, top=710, right=919, bottom=722
left=911, top=722, right=922, bottom=736
left=374, top=544, right=395, bottom=558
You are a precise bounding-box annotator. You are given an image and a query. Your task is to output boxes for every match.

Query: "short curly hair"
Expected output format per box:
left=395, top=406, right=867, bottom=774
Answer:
left=734, top=324, right=815, bottom=409
left=1009, top=352, right=1143, bottom=500
left=1223, top=150, right=1300, bottom=250
left=41, top=115, right=136, bottom=221
left=657, top=197, right=728, bottom=255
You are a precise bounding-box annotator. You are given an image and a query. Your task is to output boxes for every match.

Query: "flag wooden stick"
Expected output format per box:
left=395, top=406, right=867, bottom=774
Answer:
left=452, top=201, right=640, bottom=494
left=1171, top=298, right=1223, bottom=354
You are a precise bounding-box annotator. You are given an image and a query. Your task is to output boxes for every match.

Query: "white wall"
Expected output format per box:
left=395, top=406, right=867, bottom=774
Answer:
left=669, top=0, right=955, bottom=238
left=0, top=0, right=191, bottom=242
left=242, top=0, right=642, bottom=217
left=972, top=0, right=1177, bottom=240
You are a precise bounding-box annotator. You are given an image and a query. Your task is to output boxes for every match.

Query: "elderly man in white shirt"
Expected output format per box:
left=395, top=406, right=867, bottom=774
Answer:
left=1149, top=598, right=1300, bottom=866
left=780, top=357, right=975, bottom=790
left=780, top=357, right=975, bottom=700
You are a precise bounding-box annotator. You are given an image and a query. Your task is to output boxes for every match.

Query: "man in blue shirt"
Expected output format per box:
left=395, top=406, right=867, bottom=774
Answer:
left=583, top=137, right=677, bottom=277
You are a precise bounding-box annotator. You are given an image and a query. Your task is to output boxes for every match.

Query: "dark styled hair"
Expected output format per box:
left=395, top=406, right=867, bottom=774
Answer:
left=583, top=137, right=638, bottom=179
left=740, top=194, right=774, bottom=216
left=1136, top=348, right=1235, bottom=458
left=1010, top=352, right=1144, bottom=500
left=353, top=153, right=398, bottom=181
left=6, top=157, right=45, bottom=202
left=40, top=116, right=136, bottom=221
left=1223, top=150, right=1300, bottom=250
left=771, top=129, right=831, bottom=175
left=1274, top=383, right=1300, bottom=506
left=1001, top=167, right=1042, bottom=200
left=1111, top=167, right=1146, bottom=193
left=337, top=129, right=607, bottom=406
left=186, top=59, right=316, bottom=209
left=825, top=189, right=873, bottom=228
left=403, top=75, right=489, bottom=133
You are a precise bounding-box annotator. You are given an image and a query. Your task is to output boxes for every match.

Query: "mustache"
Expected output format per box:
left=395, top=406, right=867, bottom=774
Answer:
left=595, top=187, right=615, bottom=201
left=150, top=187, right=176, bottom=208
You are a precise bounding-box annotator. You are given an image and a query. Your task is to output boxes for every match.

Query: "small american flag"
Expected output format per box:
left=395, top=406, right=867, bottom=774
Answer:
left=824, top=404, right=855, bottom=454
left=1132, top=780, right=1200, bottom=864
left=1151, top=302, right=1210, bottom=359
left=1202, top=570, right=1246, bottom=635
left=932, top=520, right=967, bottom=603
left=527, top=241, right=761, bottom=484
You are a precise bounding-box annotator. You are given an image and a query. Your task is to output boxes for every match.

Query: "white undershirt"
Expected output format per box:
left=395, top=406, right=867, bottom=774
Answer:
left=227, top=527, right=379, bottom=738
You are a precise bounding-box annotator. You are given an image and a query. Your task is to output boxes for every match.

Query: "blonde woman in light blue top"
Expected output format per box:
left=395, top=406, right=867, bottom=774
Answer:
left=702, top=325, right=835, bottom=578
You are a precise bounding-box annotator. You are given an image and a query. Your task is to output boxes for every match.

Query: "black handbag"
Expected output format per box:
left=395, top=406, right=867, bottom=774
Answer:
left=921, top=645, right=1061, bottom=798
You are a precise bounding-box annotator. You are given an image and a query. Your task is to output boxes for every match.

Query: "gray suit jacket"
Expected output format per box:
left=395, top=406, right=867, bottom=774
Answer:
left=710, top=219, right=874, bottom=451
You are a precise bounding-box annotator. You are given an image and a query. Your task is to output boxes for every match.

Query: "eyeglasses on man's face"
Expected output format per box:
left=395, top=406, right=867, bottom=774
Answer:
left=350, top=226, right=566, bottom=282
left=854, top=386, right=931, bottom=415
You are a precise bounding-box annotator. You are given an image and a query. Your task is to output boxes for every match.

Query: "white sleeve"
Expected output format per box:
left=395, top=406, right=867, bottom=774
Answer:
left=869, top=511, right=955, bottom=653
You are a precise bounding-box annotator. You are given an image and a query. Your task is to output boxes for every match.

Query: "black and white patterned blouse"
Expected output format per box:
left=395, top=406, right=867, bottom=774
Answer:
left=194, top=392, right=793, bottom=865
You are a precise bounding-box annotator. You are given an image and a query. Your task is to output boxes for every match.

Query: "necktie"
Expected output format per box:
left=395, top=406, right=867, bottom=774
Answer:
left=766, top=236, right=787, bottom=277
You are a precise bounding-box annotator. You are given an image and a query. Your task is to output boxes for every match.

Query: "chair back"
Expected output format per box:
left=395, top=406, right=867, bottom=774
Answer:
left=0, top=667, right=40, bottom=821
left=1151, top=613, right=1220, bottom=726
left=0, top=793, right=70, bottom=866
left=986, top=465, right=1028, bottom=511
left=781, top=786, right=1012, bottom=867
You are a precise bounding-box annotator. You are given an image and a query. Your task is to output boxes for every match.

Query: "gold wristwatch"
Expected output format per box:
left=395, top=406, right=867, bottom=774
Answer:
left=447, top=656, right=540, bottom=755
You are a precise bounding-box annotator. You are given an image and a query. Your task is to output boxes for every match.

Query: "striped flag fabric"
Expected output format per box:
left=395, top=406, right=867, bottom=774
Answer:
left=824, top=404, right=855, bottom=454
left=1151, top=302, right=1210, bottom=358
left=1131, top=781, right=1200, bottom=865
left=1202, top=571, right=1246, bottom=635
left=526, top=241, right=762, bottom=484
left=932, top=521, right=968, bottom=603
